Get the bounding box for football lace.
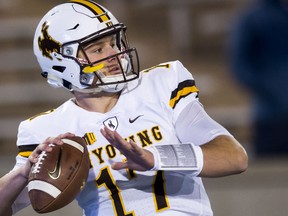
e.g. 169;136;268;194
31;143;55;174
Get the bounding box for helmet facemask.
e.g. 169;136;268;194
62;24;139;93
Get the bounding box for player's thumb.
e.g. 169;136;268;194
111;162;128;170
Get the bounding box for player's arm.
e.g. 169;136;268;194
0;163;31;216
101;99;248;176
100;126;248;177
173;100;248;177
147;134;247;177
0;133;74;215
198;135;248;177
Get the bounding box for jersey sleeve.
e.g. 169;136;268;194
154;60;232;145
175;100;232;146
15;120;39;168
164;60;200;121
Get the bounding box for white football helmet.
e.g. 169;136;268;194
33;0;139;93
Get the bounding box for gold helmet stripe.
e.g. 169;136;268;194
70;0;110;22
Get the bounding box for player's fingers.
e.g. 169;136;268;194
112;130;131;149
58;132;76;139
111;131;143;157
100;127;113;141
29;133;74;164
29;143;48;163
111;162;128;170
101;127;126;149
43;136;63;146
43;132;75;147
112;160;149;171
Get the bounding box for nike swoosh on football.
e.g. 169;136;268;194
129;115;144;123
48;148;62;179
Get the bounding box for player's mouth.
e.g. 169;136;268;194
107;64;122;75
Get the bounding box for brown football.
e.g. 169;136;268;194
28;136;90;213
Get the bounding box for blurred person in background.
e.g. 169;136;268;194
229;0;288;157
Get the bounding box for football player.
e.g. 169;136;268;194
0;1;248;216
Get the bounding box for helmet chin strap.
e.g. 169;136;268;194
99;82;126;92
71;86;103;94
71;82;126;94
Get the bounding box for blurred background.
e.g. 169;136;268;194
0;0;287;215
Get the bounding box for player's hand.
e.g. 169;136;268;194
100;127;154;171
23;133;76;178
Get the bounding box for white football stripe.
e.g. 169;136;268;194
28;180;61;198
62;139;84;153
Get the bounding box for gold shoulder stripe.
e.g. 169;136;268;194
71;0;110;22
142;63;170;74
169;80;199;109
18;144;38;158
28;109;55;121
18;151;32;158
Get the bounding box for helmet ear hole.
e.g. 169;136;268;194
52;66;66;73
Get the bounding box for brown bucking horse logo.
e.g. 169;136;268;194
38;21;62;61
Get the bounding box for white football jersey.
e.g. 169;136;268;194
14;61;231;216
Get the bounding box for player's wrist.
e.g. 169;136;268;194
146;143;203;176
145;146;160;171
192;145;204;176
19;165;29;183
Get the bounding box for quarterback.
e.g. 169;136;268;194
0;1;248;216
